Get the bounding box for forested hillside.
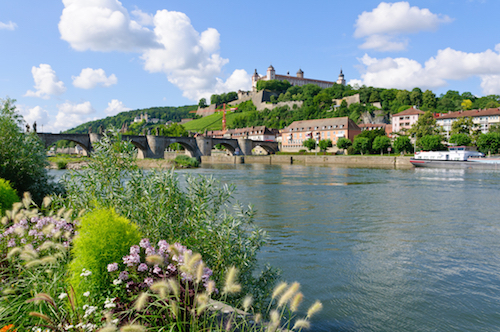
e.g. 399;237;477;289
66;105;198;134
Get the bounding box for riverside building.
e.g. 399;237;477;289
434;108;500;138
281;117;361;152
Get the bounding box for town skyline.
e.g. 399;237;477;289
2;0;500;132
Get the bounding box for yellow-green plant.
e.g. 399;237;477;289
0;178;18;215
68;208;142;306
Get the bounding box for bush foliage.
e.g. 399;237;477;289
0;178;18;215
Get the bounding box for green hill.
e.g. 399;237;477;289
66;105;197;134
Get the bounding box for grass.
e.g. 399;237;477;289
183;111;239;132
48;154;89;164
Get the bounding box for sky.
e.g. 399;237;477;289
1;0;500;132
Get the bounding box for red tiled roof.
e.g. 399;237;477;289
434;108;500;119
392;107;425;117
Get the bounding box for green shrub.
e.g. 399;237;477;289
68;208;142;305
0;178;18;215
56;160;68;169
174;154;200;167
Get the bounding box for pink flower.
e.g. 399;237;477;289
153;265;162;274
144;277;154;286
118;271;129;280
138;263;148;272
139;238;150;248
123;253;141;266
107;263;119;272
7;239;15;247
130;245;140;255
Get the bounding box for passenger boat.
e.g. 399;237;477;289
410;146;500;169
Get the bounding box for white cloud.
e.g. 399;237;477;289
354;2;452;51
58;1;251;101
480;75;500;95
58;0;159;52
0;21;17;30
25;64;66;99
131;8;154;26
52;101;96;132
72;68;118;89
105;99;130;116
354;45;500;94
17;105;50;128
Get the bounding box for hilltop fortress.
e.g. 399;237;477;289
252;65;346;90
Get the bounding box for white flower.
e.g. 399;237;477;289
80;268;92;277
112;319;119;324
104;297;116;309
113;279;122;285
83;305;97;318
83;291;90;297
58;292;67;300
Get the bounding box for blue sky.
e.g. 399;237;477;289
1;0;500;132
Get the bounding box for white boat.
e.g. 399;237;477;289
410;146;500;168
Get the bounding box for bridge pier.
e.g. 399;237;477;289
196;137;213;157
146;135;167;159
237;138;254;156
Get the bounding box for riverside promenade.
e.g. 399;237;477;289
201;154;413;168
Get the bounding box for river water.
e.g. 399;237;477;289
51;164;500;331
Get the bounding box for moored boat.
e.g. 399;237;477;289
410;146;500;169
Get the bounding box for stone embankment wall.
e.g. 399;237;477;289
202;155;412;168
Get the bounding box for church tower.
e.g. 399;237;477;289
337;69;346;86
296;68;304;78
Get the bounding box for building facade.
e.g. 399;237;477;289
205;126;279;141
434;108;500;138
391;107;425;134
252;65;346;90
281;117;361;152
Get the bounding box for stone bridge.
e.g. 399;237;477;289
37;133;279;160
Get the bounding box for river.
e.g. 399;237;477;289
50;164;500;331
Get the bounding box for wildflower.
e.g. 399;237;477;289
272;282;288;299
292;319;310;330
167;278;180;298
119;324;146;332
145;254;163;266
83;305;97;318
222;267;241;295
83;291;90;297
278;282;300;307
290;292;303;312
7;239;15;247
123;253;141;266
134;292;149;311
113;279;122;285
139;238;150;248
243;295;253;312
144;277;154;287
137;263;148;272
306;300;323;319
152;265;162;274
130;245;140;255
150;281;169;299
104;297;116;309
118;271;129;280
58;293;67;300
80;269;92;277
107;262;119;272
0;324;15;332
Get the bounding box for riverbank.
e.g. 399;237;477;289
201;155;413;168
49;154;413;169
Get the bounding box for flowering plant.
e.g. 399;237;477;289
106;238;216;324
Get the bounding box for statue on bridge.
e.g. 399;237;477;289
26;123;30;133
33;122;37;133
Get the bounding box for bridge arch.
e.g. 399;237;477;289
252;142;278;155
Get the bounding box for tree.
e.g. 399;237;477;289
396;90;410;105
461;99;473;110
417;135;446;151
0;97;63;203
410;88;423;107
198;98;207;108
353;136;371;155
449;133;472;146
422;90;437;110
318;139;333;152
372;136;391;155
408;111;440;139
354;128;385;154
393;136;413;154
302;138;317;151
450;117;479;136
476;132;500;155
336;137;352;152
